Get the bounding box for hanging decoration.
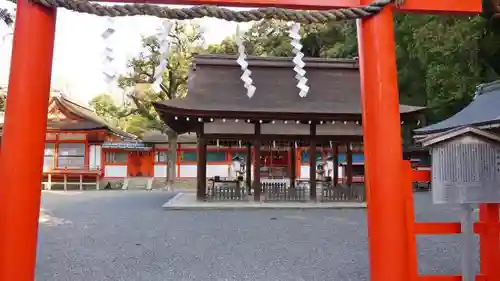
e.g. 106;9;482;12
0;9;13;26
152;20;173;92
101;17;117;88
0;8;14;48
235;24;256;98
289;22;309;98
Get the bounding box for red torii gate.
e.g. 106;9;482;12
0;1;497;281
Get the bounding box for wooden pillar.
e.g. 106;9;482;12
309;124;317;200
290;141;296;188
333;143;339;186
196;126;207;201
0;2;57;280
246;143;252;194
478;203;500;281
253;123;261;201
346;142;353;186
357;4;409;281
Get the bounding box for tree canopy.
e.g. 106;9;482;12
4;10;500;132
89;21;204;137
206;16;500;124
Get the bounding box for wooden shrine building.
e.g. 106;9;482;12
411;79;500;176
415;79;500;138
154;54;425;201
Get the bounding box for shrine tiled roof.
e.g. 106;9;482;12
154;54;425;120
415;80;500;134
52;95;137;140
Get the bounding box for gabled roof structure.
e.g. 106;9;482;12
154;54;425;135
421;126;500;147
48;94;137;140
0;93;136;140
415;80;500;135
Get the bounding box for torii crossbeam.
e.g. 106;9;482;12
0;0;493;281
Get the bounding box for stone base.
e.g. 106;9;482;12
162;193;367;210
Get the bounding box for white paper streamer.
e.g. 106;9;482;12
289;22;309;98
152;20;173;92
101;17;116;87
235;24;256;98
0;9;14;48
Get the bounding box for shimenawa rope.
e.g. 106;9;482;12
6;0;404;24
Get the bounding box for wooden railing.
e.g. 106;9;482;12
205;176;366;202
42;168;102;191
321;183;365;202
263;180;308;202
206;177;247;201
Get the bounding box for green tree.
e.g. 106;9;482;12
207;17;500;124
91;21;204;188
206;20;293;56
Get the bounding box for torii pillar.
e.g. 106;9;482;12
0;1;57;281
357;3;408;280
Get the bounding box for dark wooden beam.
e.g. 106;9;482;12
309;124;317;200
196;125;207;200
333;144;339;186
246;143;252;194
346;142;353;187
203;134;363;143
253;123;261;201
290;141;296;189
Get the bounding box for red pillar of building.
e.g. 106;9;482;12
0;1;57;280
357;4;409;281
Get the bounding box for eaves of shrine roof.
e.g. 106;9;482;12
141;131;198;143
154;54;425;121
415;80;500;135
52;94;137;140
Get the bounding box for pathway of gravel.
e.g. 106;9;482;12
35;190;474;281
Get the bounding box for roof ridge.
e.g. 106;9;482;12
193;54;359;69
58;94;96;113
475;80;500;97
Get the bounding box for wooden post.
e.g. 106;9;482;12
333;144;339;186
357;4;409;281
309;124;317;200
0;1;57;280
346;142;353;186
478;203;500;281
290;141;296;188
48;174;52;190
253;123;261;201
246;143;252;194
196;125;207;200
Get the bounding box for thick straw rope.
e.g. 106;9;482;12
7;0;404;23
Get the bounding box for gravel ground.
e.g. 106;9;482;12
35;190;475;281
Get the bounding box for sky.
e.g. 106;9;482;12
0;1;250;105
